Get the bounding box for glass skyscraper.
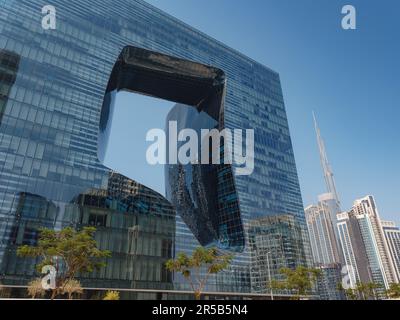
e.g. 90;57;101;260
0;0;311;295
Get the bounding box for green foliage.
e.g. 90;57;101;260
17;226;111;299
165;247;233;300
356;282;381;300
270;266;322;300
338;282;382;300
386;283;400;299
103;290;120;300
344;288;359;301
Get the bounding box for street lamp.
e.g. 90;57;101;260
266;251;274;301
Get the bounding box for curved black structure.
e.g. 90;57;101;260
100;46;244;252
165;104;244;252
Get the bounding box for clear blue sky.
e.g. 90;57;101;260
105;0;400;224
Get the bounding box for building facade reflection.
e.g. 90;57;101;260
248;214;307;294
1;172;176;298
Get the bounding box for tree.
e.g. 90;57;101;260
386;283;400;299
338;282;382;300
103;290;120;300
271;266;321;300
337;282;358;300
17;227;111;299
61;279;83;300
27;278;47;299
344;288;359;301
365;282;381;300
165;247;233;300
355;282;382;300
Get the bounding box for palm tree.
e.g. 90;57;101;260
366;282;381;300
386;283;400;299
353;282;382;300
345;288;358;300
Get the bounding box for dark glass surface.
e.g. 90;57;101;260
165;104;244;252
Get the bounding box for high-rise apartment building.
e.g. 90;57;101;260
305;194;342;266
306;204;327;263
381;220;400;282
352;196;398;286
0;0;311;295
337;197;398;294
354;212;389;291
337;211;367;288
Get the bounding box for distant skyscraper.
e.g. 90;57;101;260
305;199;345;300
337;212;365;288
306;204;329;264
352;196;398;286
381;220;400;282
353;212;388;292
305;198;341;264
337;196;398;293
307;115;345;299
313;113;340;206
305;194;342;265
311;115;343;262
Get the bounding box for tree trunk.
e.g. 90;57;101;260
194;291;201;300
51;288;57;300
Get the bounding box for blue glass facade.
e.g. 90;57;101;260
315;264;345;300
248;214;308;293
0;0;311;293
